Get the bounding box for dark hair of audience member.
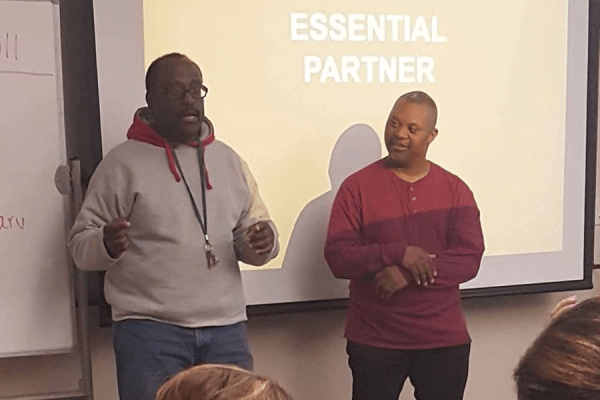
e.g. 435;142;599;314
155;364;293;400
514;296;600;400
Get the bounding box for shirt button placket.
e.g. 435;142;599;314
410;186;417;214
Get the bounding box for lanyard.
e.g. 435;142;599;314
171;143;219;267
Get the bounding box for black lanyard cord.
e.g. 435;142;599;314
172;144;209;242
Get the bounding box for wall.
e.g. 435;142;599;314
2;273;598;400
75;271;600;400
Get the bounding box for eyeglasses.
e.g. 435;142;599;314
152;84;208;100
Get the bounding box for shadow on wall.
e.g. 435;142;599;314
281;123;382;300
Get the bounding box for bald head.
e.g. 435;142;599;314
145;52;201;91
395;91;438;131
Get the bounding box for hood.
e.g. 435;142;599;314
126;107;214;188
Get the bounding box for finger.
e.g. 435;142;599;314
377;282;390;299
108;228;129;239
118;236;129;248
247;230;273;242
108;237;128;252
408;265;421;286
420;256;435;284
255;245;274;255
246;223;259;237
106;242;125;258
550;295;577;318
426;265;435;284
375;269;392;288
383;285;398;300
104;219;130;233
117;242;129;253
247;221;267;233
551;303;576;319
375;270;390;288
251;240;274;255
428;255;438;277
419;262;432;285
414;262;429;286
249;236;273;249
105;233;127;246
247;223;272;240
113;216;130;227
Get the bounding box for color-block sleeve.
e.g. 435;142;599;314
68;157;136;271
324;180;407;280
428;182;485;288
233;158;280;266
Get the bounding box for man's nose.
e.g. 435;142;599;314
394;127;409;138
182;90;196;104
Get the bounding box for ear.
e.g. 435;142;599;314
426;128;438;145
145;91;152;108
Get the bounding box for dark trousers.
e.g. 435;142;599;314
346;341;471;400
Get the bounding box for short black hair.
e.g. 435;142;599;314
397;91;438;128
145;52;198;91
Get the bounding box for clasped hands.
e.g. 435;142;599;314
374;246;436;300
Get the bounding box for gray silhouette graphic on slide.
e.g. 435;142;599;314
281;123;382;301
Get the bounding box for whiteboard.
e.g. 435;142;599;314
0;0;75;357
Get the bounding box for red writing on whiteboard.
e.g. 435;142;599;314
0;33;18;61
0;215;25;230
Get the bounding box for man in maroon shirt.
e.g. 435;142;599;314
325;91;485;400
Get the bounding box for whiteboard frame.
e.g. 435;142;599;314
0;0;76;357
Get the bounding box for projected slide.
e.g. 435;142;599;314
93;0;592;303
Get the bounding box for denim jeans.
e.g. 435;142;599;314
113;319;253;400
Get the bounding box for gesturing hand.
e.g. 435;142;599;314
245;221;275;255
550;295;578;319
103;217;130;259
402;246;436;286
374;265;409;300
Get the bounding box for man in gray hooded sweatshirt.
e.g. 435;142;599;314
69;53;279;400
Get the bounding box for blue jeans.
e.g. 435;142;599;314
113;319;253;400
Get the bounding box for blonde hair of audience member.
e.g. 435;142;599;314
513;297;600;400
155;364;293;400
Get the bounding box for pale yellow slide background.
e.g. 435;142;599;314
144;0;568;266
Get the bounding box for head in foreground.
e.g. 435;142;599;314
155;364;293;400
514;296;600;400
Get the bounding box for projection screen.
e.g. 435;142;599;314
92;0;599;305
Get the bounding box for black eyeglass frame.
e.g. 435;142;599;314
151;84;208;100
